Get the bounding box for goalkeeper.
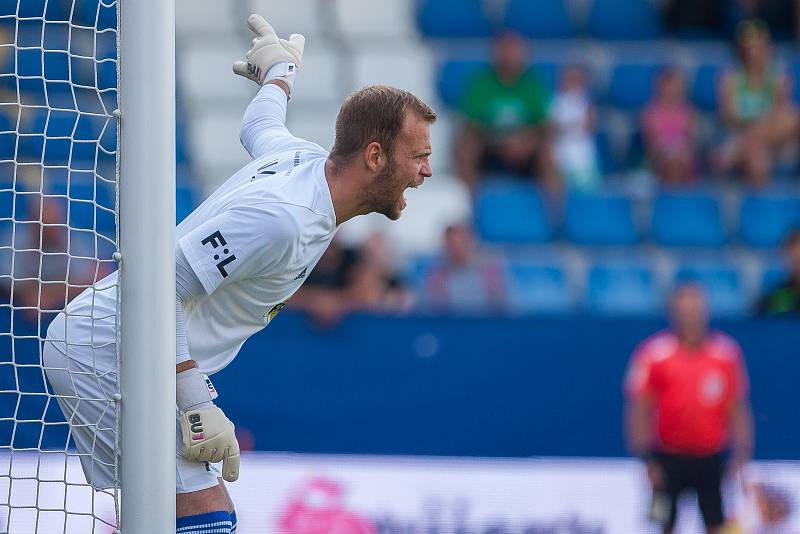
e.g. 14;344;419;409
42;14;435;534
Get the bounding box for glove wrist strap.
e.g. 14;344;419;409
265;61;297;91
176;367;216;412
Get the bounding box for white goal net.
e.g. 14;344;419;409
0;0;119;532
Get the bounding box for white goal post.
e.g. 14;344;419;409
0;0;176;531
118;0;176;532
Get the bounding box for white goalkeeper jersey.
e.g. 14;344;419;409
49;85;337;374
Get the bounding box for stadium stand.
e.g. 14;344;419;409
586;263;661;315
651;191;727;247
6;0;794;319
502;0;577;40
505;259;573;314
564;192;640;246
475;181;553;244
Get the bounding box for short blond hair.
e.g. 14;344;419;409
330;85;436;166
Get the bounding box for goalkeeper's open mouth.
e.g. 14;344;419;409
399;177;425;211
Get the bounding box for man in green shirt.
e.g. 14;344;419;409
758;229;800;315
454;32;556;189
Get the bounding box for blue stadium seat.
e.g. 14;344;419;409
17;0;71;20
0;112;11;133
503;0;576;39
505;261;572;314
31;109;78;137
46;176;115;237
29;109;78;164
16;48;42;78
626;127;647;168
586;264;661;315
72;0;113;29
608;63;661;110
530;62;559;93
43;51;70;82
18;78;46;107
652;191;726;247
43;23;70;51
564;192;640;245
691;64;721;112
595;129;620;175
417;0;493;38
46;81;77;110
475;181;553;243
0;180;35;244
0;179;23;222
177;185;197;223
762;265;786;293
15;20;43;48
97;60;116;91
739;193;800;248
792;61;800;105
0;133;13;161
74;113;108;141
587;0;663;40
675;264;745;316
437;60;488;108
0;47;13;86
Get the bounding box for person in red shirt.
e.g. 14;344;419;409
624;283;754;533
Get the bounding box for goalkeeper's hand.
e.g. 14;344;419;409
232;14;305;92
176;367;240;482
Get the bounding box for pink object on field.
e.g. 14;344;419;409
277;477;376;534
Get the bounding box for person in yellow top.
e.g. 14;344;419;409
717;20;800;186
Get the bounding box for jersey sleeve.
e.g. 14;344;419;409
177;203;298;295
240;84;324;160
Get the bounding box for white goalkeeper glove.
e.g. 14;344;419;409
176;367;240;482
232;14;305;93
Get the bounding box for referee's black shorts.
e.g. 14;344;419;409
652;451;725;530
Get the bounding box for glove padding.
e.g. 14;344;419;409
179;405;240;482
232;14;305;88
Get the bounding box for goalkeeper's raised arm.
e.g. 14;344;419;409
235;14;305;159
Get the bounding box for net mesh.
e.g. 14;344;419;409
0;0;119;532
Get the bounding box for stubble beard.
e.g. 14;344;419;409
364;159;403;221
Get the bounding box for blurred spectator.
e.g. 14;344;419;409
291;235;412;327
453;32;556;190
663;0;726;38
625;284;753;534
642;68;697;186
716;20;800;186
1;198;103;321
347;233;414;314
549;65;600;191
757;228;800;315
421;223;506;313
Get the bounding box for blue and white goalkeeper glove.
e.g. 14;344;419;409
232;14;305;92
177;368;240;482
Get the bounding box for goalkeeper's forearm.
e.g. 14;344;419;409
268;79;290;98
176;359;196;374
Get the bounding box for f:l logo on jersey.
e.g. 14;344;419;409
201;230;237;277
